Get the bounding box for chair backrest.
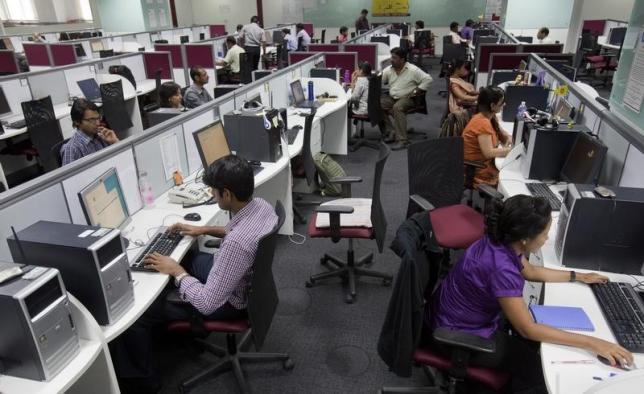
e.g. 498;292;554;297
51;137;69;168
302;111;317;186
366;73;383;126
415;31;431;50
442;35;451;45
321;29;326;43
21;95;63;172
99;79;133;135
371;142;391;252
442;44;467;64
297;36;304;51
239;52;252;84
408;137;464;210
246;201;283;350
108;64;136;89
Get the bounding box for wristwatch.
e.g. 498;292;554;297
174;272;189;287
569;271;576;282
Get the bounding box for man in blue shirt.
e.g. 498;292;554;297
61;99;119;166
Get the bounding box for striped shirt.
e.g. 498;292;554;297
61;128;108;166
179;198;278;314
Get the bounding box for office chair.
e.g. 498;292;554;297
379;213;510;394
320;29;326;44
404;90;430;140
297;36;305;51
99;79;133;138
349;73;382;152
21;96;64;173
166;201;294;393
231;53;252;84
292;112;321;224
411;30;434;69
50;138;70;168
306;143;393;303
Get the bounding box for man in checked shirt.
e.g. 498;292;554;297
110;155;277;393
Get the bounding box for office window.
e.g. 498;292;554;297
0;0;37;21
78;0;93;21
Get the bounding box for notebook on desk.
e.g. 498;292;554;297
530;305;594;331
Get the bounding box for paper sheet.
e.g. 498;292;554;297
498;142;524;169
623;30;644;113
160;133;181;180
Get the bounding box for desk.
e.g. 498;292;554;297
498;158;644;393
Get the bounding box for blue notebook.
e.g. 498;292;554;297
529;305;595;331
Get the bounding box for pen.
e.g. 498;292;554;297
551;360;595;364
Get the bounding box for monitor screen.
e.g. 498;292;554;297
74;44;86;57
290;80;305;104
272;30;284;45
180;35;189;44
560;133;607;184
608;27;627;46
90;40;104;52
78;167;130;229
77;78;101;101
310;68;339;83
252;70;272;81
99;49;114;58
192;121;231;170
0;86;12;117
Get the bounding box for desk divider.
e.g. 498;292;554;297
143;52;173;80
308;44;341;52
0;50;19;75
343;44;377;71
583;20;606;35
520;44;563;54
324;52;358;76
489;53;530;71
209;25;227;38
154;44;183;68
476;44;518;74
23;42;52;67
289;51;316;65
50;44;78;66
303;23;315;38
185;44;214;68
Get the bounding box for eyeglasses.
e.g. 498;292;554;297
82;116;101;123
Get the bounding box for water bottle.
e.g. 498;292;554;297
307;80;314;101
517;101;527;120
138;171;155;207
344;69;351;85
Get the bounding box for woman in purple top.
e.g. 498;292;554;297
426;195;633;393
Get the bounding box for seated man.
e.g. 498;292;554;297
184;66;213;109
110;155;278;392
61;98;119;166
380;47;432;150
295;23;311;50
216;36;246;82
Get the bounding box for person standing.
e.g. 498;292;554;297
355;9;370;32
296;23;311;50
240;16;266;71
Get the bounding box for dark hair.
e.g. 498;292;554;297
465;19;474;27
450;22;459;31
539;27;550;36
203;155;254;202
415;20;424;29
449;59;470;76
159;81;181;108
476;86;505;135
361;9;368;14
71;98;99;126
485;195;552;245
296;23;304;30
390;47;407;61
226;35;236;45
190;66;204;82
359;61;372;75
281;28;290;34
250;16;259;23
236;24;243;30
340;26;348;34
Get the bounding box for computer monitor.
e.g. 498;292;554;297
310;68;340;83
272;30;284;45
608;27;627;46
290;80;305;104
515;36;533;43
192;121;231;170
214;85;239;98
74;44;86;57
252;70;273;81
99;49;114;58
247;93;262;104
560;132;607;184
474;35;497;47
90;40;104;52
77;78;102;102
78;167;131;229
0;86;12;117
553;98;574;121
199;33;205;40
179;35;189;44
370;36;390;46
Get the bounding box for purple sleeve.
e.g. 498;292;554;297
490;261;524;298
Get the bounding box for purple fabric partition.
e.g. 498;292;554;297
23;43;51;66
185;44;214;68
288;51;316;65
154;44;183;68
520;44;563;55
0;50;19;74
343;44;377;69
477;44;518;73
144;52;173;79
308;44;340;52
209;25;226;38
489;53;529;70
583;20;606;35
50;44;77;66
303;23;314;38
324;52;358;76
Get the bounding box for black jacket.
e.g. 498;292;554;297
377;212;442;377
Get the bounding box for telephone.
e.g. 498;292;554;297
168;185;209;205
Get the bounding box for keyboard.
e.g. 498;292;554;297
526;183;561;211
591;282;644;352
286;128;301;145
8;119;26;129
130;229;184;272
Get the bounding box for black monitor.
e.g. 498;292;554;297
474;35;497;47
74;44;86;57
99;49;114;58
214;84;239;98
0;86;12;117
386;29;402;36
179;35;189;44
199;33;205;40
192;121;231;170
289;80;306;104
78;167;131;229
370;36;390;46
515;36;533;43
252;70;272;81
608;27;627;46
473;29;495;42
560;133;607;184
272;30;284;45
310;68;340;83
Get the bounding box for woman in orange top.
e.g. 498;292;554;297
462;86;512;188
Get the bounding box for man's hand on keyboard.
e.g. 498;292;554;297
578;272;609;284
144;252;185;276
169;223;203;237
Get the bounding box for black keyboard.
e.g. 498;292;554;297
526;183;561;211
591;282;644;352
8;119;26;129
286;128;300;145
130;229;184;272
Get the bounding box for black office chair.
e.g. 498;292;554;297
297;36;304;51
350;73;382;152
108;65;137;90
166;201;294;393
100;79;133;138
320;29;326;44
232;53;252;84
21;96;64;173
51;138;70;168
306;143;393;303
292;112;321;224
404;91;430;140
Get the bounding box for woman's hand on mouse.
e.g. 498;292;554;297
169;223;203;236
589;338;633;367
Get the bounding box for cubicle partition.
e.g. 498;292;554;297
324;52;358;76
50;44;78;66
308;44;341;52
344;44;378;70
0;50;19;75
289;51;317;65
209;25;227;38
184;43;217;92
154;43;187;86
22;42;52;68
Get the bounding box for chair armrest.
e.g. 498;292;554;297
204;238;222;248
478;184;504;201
328;176;362;184
409;194;435;211
315;205;354;242
433;327;496;354
166;289;189;305
464;160;485;169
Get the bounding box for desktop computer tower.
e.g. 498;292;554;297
555;184;644;275
0;263;80;381
223;109;283;162
8;221;135;325
517;122;582;181
147;107;183;128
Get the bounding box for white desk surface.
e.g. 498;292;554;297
597;36;621;51
498;158;644;394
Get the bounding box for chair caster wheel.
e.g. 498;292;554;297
305;280;314;288
382;279;392;287
283;358;295;370
345;294;355;304
320;257;327;265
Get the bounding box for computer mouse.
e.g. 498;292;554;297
183;213;201;221
597;355;634;370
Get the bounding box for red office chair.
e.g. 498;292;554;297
411;30;434;69
306;143;393;303
166;202;294;394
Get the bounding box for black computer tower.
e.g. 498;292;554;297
147;107;183;128
223;109;283;162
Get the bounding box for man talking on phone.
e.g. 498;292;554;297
61;98;119;166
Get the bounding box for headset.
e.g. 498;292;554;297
241;99;264;114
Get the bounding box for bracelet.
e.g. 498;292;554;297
569;271;576;282
174;272;189;287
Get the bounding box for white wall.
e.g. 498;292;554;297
190;0;256;34
504;0;574;51
32;0;58;22
566;0;634;52
174;0;194;27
